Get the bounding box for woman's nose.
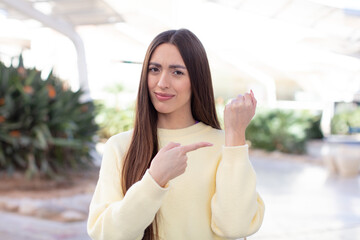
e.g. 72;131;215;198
157;72;170;89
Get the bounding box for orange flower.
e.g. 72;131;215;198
23;85;34;94
10;130;21;137
0;98;4;106
47;84;56;99
0;116;5;123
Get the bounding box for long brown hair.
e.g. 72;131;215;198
121;29;220;240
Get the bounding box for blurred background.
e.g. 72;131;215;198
0;0;359;239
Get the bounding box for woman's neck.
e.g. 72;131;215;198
157;113;196;129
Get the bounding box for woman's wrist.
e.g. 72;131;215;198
225;129;246;146
148;168;168;188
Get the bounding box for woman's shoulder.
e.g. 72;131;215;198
108;129;133;142
105;129;134;153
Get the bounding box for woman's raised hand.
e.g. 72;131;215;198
149;141;213;187
224;90;257;146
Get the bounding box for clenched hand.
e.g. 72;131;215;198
224;90;257;146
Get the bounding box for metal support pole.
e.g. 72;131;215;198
1;0;91;101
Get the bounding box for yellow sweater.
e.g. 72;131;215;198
87;122;265;240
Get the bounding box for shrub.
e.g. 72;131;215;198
0;56;98;178
95;101;134;140
245;108;322;154
331;107;360;135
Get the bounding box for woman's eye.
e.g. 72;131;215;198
174;70;184;75
149;67;159;72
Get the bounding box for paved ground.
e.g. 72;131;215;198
0;154;359;240
251;156;360;240
0;211;90;240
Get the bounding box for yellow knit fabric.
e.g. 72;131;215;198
87;122;265;240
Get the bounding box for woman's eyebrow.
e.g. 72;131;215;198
149;62;186;70
169;64;186;69
149;62;161;67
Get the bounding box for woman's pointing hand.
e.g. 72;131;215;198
149;141;213;187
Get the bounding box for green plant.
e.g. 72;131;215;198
305;113;323;139
93;82;135;140
331;107;360;134
95;101;134;140
0;56;98;178
245;108;322;154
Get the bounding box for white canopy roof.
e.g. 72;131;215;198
1;0;360;104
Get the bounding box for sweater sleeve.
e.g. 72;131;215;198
87;137;169;240
211;145;265;239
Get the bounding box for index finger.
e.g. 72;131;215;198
181;142;213;153
250;89;257;106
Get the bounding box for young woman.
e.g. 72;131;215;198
87;29;265;240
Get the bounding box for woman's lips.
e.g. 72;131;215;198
154;92;175;101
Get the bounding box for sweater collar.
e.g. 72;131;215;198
157;122;208;138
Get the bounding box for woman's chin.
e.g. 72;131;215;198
155;108;172;115
152;103;172;114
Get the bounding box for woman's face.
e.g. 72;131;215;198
147;43;192;118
